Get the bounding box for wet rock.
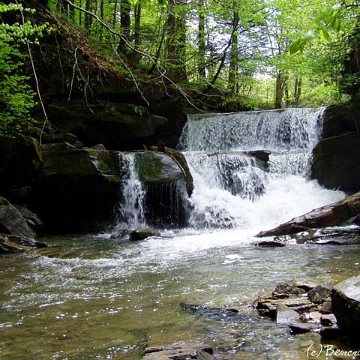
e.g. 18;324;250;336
0;233;48;254
272;282;307;297
148;146;194;197
276;304;300;325
256;191;360;237
144;344;215;359
307;227;360;245
135;151;187;185
245;150;271;162
311;131;360;193
320;301;333;314
32;142;121;233
288;321;319;334
0;234;25;254
320;313;337;327
14;205;43;234
255;240;286;247
129;228;161;241
308;284;332;304
0;196;37;240
332;275;360;345
0;136;42;198
256;296;315;319
319;324;341;340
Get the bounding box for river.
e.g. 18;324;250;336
1;108;359;359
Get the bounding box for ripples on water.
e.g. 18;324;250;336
1;108;358;359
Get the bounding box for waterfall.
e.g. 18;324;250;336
116;153;146;230
115;152;190;231
180;108;344;230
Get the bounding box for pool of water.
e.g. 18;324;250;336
1;230;360;359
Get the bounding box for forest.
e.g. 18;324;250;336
0;0;360;138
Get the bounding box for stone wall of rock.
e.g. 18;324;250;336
311;104;360;193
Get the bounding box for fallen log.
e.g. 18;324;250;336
256;191;360;237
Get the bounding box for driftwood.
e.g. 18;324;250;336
256;191;360;237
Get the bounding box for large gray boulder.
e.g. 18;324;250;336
332;276;360;345
311;131;360;193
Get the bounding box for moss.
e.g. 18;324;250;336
88;150;120;176
135;152;163;183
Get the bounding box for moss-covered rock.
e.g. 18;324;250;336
135;151;185;185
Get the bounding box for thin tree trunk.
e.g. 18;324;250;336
228;9;239;93
85;0;92;32
198;0;206;79
294;76;302;105
118;0;131;52
166;0;187;82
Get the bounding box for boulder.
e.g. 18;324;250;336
135;151;186;185
134;151;191;228
32;142;121;233
308;284;332;304
0;136;42;199
129;228;161;241
256;191;360;237
0;196;37;240
322;104;360;139
311;131;360;193
332;275;360;344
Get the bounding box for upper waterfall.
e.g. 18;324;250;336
179;108;325;152
178;107;344;230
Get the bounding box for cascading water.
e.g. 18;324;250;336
2;108;357;360
179;108;344;230
116;153;146;230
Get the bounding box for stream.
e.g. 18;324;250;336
1;108;359;359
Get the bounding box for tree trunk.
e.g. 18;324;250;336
118;0;131;52
166;0;187;82
85;0;92;32
294;76;302;105
228;9;239;94
134;2;141;48
198;0;206;79
275;70;288;108
256;191;360;237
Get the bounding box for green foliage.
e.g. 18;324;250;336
0;3;47;137
0;40;37;136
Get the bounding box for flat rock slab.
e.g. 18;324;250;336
144;344;216;359
276;304;300;325
257;296;315;318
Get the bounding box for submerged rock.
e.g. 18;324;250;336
144;344;215;359
129;228;161;241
